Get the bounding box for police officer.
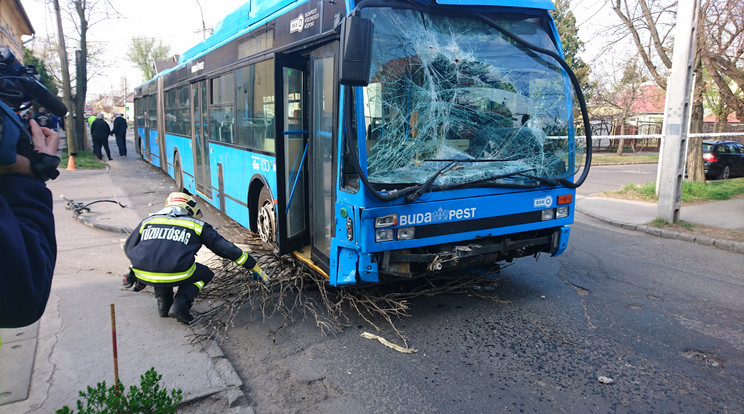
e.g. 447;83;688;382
124;192;268;323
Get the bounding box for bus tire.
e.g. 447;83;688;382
173;155;184;192
257;186;276;250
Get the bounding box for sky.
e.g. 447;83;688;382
20;0;248;97
19;0;617;99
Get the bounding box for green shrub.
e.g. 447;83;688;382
56;367;182;414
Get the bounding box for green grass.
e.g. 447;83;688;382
650;218;696;230
607;178;744;202
59;148;106;169
591;154;659;165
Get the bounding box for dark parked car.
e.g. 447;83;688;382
703;140;744;179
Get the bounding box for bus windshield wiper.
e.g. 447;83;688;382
405;161;458;202
423;158;514;163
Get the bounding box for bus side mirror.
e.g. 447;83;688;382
339;16;373;86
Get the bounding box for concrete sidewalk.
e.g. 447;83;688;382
0;135;253;413
576;195;744;254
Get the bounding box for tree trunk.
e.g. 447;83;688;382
74;51;86;152
74;0;89;153
616;122;626;156
686;57;706;183
52;0;76;155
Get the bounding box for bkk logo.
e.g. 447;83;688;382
399;207;477;226
533;195;553;208
290;14;304;33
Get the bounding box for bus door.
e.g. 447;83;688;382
191;80;213;198
276;54;310;254
308;44;337;269
275;47;337;270
143;94;155;161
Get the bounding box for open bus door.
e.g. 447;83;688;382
143;94;154;162
191;80;213;199
275;53;311;255
275;48;337;273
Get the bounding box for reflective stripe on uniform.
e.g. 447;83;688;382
234;251;249;265
194;281;205;291
132;262;197;283
139;217;204;235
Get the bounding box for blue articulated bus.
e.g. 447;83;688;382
133;0;592;287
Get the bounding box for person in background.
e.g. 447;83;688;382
90;112;112;160
0;100;61;329
50;113;59;131
111;111;128;157
87;111;97;127
123;192;269;324
34;107;51;128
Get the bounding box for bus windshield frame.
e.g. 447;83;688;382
358;6;583;188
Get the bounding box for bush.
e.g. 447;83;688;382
56;368;182;414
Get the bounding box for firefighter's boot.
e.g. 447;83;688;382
168;294;193;323
154;286;174;318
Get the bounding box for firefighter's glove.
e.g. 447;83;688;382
250;264;270;284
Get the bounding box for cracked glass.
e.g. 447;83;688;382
360;7;584;187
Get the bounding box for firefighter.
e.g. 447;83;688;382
123;192;269;323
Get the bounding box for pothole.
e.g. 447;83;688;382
680;349;723;368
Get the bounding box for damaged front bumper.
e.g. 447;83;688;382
379;226;569;278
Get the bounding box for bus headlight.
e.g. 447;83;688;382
556;206;569;219
375;228;394;242
541;209;555;221
397;226;415;240
375;214;397;228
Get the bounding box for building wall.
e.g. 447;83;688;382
0;0;34;62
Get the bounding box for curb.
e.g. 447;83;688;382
576;207;744;255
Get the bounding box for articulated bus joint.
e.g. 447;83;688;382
380;228;562;277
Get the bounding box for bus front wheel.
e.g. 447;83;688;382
257;187;276;250
173;156;184;192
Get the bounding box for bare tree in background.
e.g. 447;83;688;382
127;37;172;82
593;57;649;155
52;0;76;154
700;0;744;127
47;0;120;153
611;0;743;181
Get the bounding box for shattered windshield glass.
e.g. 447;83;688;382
360;8;584;187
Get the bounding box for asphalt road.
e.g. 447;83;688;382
106;156;743;413
578;163;658;197
220;216;744;413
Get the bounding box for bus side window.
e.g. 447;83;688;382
220;114;233;143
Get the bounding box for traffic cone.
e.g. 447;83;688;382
66;155;76;171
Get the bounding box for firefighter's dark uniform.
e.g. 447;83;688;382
124;206;256;322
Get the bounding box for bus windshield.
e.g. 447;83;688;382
360;7;584;187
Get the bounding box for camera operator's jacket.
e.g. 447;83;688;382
124;207;256;284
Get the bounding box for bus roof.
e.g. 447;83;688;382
174;0;555;69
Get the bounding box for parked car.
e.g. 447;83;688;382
702;140;744;180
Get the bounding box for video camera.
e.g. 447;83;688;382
0;45;66;181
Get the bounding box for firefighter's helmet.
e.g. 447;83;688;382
165;192;202;218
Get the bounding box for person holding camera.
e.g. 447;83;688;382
0;100;61;328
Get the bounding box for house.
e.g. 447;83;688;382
702;112;743;134
589;82;665;151
113;92;135;122
0;0;33;62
